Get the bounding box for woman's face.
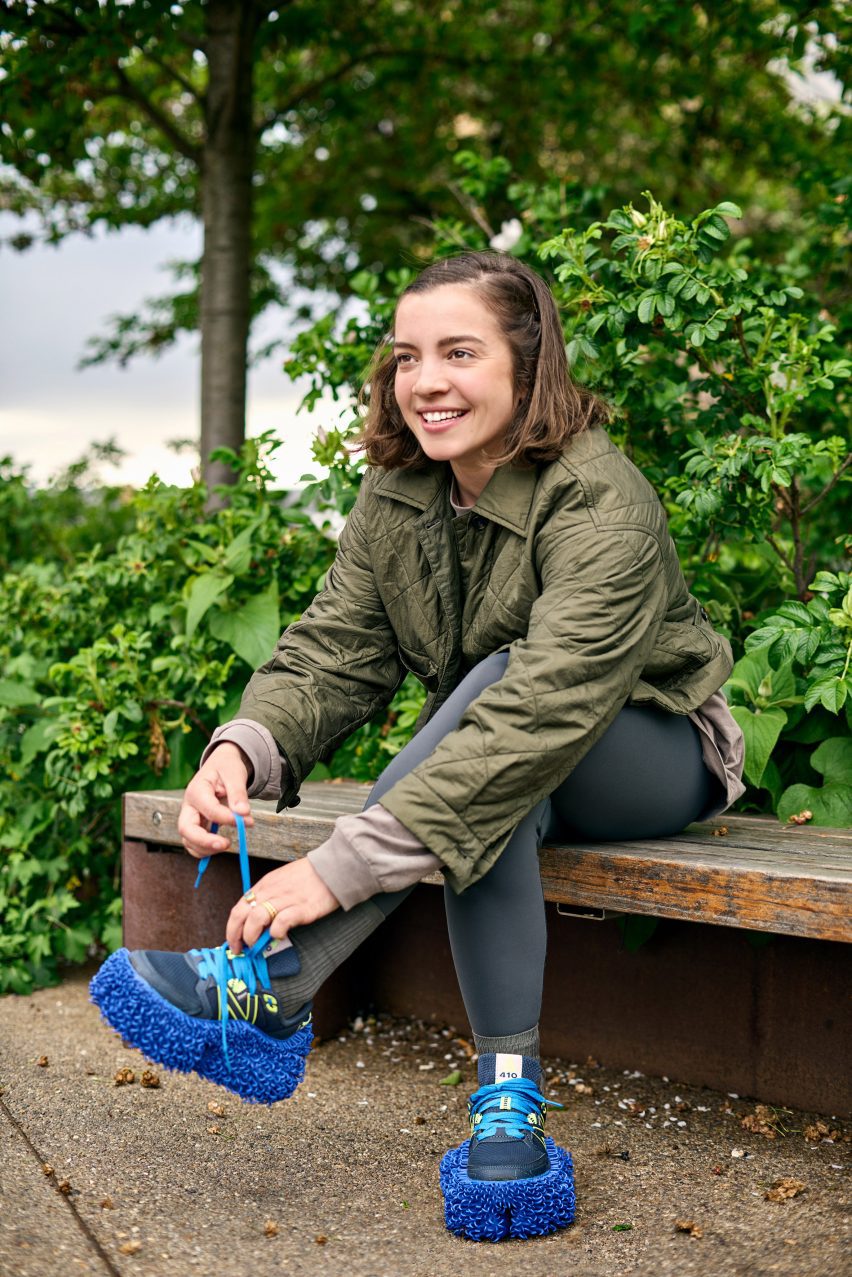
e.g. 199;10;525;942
392;284;517;487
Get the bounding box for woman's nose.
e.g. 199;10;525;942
413;357;451;395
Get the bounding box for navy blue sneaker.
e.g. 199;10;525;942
90;938;312;1104
466;1076;551;1181
439;1053;576;1240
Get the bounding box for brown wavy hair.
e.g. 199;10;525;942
357;251;611;470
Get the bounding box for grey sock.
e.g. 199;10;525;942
473;1024;540;1062
269;898;386;1016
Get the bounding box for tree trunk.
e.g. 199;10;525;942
200;0;257;497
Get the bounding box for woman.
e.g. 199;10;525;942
92;251;744;1241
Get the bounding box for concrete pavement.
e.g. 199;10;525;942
1;967;848;1277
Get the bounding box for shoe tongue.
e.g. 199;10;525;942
477;1052;541;1088
264;942;301;978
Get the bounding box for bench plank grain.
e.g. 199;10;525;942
124;787;852;944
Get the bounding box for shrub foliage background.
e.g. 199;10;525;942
1;169;850;993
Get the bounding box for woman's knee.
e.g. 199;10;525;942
366;651;509;806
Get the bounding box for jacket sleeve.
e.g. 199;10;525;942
238;473;404;806
380;518;670;891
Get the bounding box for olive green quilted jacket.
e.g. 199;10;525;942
240;426;733;891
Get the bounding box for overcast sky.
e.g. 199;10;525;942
0;213;339;489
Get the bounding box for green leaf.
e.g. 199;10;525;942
616;915;659;952
725;651;769;703
0;680;39;707
714;201;742;218
222;522;260;575
18;719;55;767
208;578;280;669
777;782;852;828
612;1223;634;1232
804;674;848;714
184;571;234;638
810;737;852;786
440;1070;462;1086
729;706;787;787
637;294;656;323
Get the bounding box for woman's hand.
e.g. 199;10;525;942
226;857;340;952
177;742;254;859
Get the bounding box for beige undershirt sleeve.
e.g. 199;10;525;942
199;720;439;909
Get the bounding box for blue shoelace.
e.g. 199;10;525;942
192;812;274;1070
469;1077;560;1141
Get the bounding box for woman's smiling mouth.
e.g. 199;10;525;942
418;408;470;431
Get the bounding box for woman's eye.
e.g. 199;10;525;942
449;349;472;360
394;353;413;365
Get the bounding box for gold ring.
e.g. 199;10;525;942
243;891;256;905
260;900;278;922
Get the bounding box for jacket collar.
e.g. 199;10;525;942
372;462;540;535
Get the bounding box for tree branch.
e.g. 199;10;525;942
147;698;213;739
139;47;203;103
800;451;852;516
765;533;796;576
111;62;202;165
733;314;753;366
258;43;548;133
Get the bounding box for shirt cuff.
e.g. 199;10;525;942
308;803;442;911
199;719;285;800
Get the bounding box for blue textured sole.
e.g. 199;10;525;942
89;948;312;1104
440;1137;576;1241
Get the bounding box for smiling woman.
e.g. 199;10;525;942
90;250;744;1244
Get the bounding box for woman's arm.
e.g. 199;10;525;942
238;472;405;804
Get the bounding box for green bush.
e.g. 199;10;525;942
0;438;423;993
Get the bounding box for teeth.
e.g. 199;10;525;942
422;410;466;422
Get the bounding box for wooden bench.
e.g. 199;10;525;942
122;785;852;1115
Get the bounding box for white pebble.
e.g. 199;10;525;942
356;1061;365;1069
727;1092;739;1099
730;1148;745;1158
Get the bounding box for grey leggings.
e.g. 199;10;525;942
284;653;718;1038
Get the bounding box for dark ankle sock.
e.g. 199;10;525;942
268;899;387;1016
474;1025;541;1087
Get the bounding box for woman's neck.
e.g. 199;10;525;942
450;462;495;508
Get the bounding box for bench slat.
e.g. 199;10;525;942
124;787;852;943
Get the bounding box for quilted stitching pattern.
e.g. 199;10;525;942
239;427;733;882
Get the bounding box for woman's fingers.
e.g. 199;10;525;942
225;859;340;953
177;790;232;856
178;745;254;857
